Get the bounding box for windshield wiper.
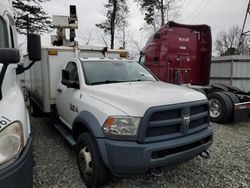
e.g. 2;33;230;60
128;79;154;82
90;80;127;85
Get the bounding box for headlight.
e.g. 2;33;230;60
103;116;141;140
0;122;24;165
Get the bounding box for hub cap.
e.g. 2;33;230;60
79;146;93;178
209;98;222;118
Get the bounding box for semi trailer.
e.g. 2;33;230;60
139;21;250;124
24;6;213;188
0;0;41;187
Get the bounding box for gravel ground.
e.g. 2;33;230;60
31;116;250;188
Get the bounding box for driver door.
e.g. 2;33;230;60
56;61;80;128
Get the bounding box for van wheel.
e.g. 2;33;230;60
77;132;108;188
30;98;42;117
208;92;233;124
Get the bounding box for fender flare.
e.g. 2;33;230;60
72;111;110;168
72;111;105;140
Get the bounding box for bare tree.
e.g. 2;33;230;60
96;0;129;49
215;26;250;56
136;0;181;30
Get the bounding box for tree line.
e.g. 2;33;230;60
12;0;249;56
12;0;180;49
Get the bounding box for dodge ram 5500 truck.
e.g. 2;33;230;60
0;1;41;187
26;50;213;187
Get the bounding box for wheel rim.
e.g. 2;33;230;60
79;146;93;178
209;98;222;118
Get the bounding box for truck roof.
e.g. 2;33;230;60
41;45;107;51
40;45;129;59
79;57;132;62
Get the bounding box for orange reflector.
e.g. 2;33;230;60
105;117;114;127
48;50;58;55
120;51;128;58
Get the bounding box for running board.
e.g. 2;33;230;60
54;123;77;146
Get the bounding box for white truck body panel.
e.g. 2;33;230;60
87;81;207;117
0;2;33;187
24;46;126;112
0;66;30;144
0;0;30;145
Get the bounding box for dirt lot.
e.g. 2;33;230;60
31;116;250;188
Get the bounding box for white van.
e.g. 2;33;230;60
0;1;41;187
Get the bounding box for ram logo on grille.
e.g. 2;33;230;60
183;115;191;127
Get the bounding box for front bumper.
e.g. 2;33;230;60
0;138;33;188
97;128;212;176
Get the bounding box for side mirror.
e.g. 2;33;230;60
16;34;41;75
28;34;41;61
0;48;20;64
61;70;79;89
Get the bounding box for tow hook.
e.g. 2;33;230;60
150;167;163;177
199;150;210;159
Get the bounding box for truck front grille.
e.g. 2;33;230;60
138;100;209;143
150;109;181;121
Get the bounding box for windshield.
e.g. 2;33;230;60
0;17;8;48
82;61;157;85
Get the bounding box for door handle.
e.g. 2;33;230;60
57;88;62;93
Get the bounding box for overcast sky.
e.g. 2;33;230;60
41;0;250;55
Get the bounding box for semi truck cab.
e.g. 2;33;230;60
140;21;250;124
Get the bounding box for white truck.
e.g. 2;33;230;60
25;45;213;187
0;0;41;187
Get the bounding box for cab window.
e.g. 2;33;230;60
0;17;9;48
65;62;79;82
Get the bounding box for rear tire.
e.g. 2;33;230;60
223;92;240;104
77;132;108;188
208;92;233;124
30;98;42;117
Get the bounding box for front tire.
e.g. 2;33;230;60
77;132;108;188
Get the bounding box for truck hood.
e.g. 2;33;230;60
87;81;207;116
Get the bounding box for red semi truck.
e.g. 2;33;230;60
139;21;250;124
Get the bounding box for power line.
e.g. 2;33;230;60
238;0;250;54
179;0;195;19
185;0;207;22
188;0;213;23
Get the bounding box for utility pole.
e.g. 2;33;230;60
238;0;250;54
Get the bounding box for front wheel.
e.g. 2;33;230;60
77;132;108;188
